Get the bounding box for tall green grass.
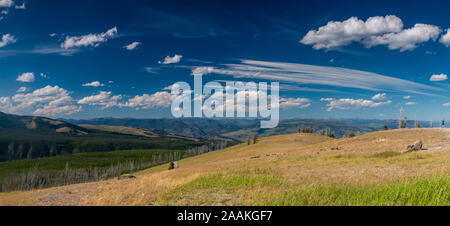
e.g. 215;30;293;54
160;171;449;206
258;175;449;206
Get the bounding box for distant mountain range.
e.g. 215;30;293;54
65;118;258;139
65;117;436;141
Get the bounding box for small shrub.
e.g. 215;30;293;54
168;161;175;170
302;126;313;133
348;132;355;138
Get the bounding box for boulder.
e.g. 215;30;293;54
405;140;423;153
117;174;136;180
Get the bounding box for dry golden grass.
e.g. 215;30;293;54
0;128;449;206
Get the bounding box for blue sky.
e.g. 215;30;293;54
1;0;450;121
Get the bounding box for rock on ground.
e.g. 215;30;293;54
405;140;423;153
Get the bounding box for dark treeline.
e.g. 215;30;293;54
0;133;209;162
0;141;230;192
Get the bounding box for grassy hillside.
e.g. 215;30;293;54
0;128;449;206
78;124;201;141
0;112;211;161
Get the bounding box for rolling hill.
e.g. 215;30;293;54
1;128;448;206
0;112;211;161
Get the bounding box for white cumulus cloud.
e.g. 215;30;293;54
82;81;105;87
301;15;441;51
279;97;311;108
0;0;14;8
123;41;141;50
430;73;448;82
14;2;24;9
301;15;403;50
364;23;441;51
321;97;392;111
16;72;34;82
11;85;81;116
123;92;176;109
192;66;215;76
16;86;27;93
158;54;182;64
439;29;450;47
61;27;118;49
0;34;16;48
372;93;387;100
77;91;122;109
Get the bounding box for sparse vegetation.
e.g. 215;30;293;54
384;125;389;130
301;126;312;133
0;141;229;192
253;135;258;144
370;151;402;158
348;132;355;138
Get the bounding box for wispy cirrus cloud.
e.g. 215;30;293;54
194;59;443;96
144;67;159;74
0;45;79;57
